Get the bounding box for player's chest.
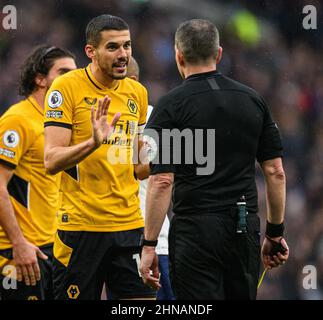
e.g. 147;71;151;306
72;93;141;139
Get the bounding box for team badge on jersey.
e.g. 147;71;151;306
48;90;63;109
3;130;19;148
67;285;80;299
127;99;138;114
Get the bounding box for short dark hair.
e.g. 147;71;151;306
19;45;75;97
86;14;129;47
175;19;219;64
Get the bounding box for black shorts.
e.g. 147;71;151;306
53;228;156;300
168;211;261;300
0;244;53;300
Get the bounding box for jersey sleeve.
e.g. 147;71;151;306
138;85;148;135
0;115;35;169
256;97;283;163
44;76;74;129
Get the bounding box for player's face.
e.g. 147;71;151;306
95;30;132;80
46;57;77;89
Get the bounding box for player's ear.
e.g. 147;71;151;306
35;74;47;89
216;46;223;65
85;44;96;60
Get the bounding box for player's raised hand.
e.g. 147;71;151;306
91;95;121;147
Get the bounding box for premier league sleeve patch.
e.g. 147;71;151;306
3;130;20;148
48;90;63;109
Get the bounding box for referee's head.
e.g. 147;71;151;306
174;19;222;78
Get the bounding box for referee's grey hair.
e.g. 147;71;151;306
175;19;219;64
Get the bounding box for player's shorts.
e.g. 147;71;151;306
53;228;156;300
0;244;54;300
168;210;260;300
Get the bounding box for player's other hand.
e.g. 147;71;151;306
139;246;161;291
90;95;121;147
12;239;48;286
261;236;289;270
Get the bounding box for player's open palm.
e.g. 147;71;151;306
12;240;48;286
91;95;121;147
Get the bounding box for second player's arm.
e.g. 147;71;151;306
134;138;150;180
0;163;47;285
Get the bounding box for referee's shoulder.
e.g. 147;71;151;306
156;83;185;108
219;74;263;101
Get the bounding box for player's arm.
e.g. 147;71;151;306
0;163;47;286
134;138;150;180
44;96;120;175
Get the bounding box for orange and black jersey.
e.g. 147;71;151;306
44;64;148;232
0;97;60;250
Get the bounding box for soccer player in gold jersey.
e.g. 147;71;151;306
44;15;155;300
0;45;76;300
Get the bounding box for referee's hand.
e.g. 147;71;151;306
139;246;161;290
12;240;48;286
261;236;289;269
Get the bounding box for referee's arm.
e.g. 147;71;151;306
139;172;173;290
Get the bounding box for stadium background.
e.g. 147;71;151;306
0;0;322;299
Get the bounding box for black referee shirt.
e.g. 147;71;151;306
146;70;283;215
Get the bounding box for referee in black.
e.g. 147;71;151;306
139;19;289;300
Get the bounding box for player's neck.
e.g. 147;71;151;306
183;64;217;79
30;89;46;110
90;63;119;89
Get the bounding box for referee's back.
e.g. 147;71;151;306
147;70;283;215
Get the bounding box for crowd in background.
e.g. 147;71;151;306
0;0;322;299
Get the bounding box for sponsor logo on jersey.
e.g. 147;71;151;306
0;148;15;158
46;110;63;119
48;90;63;109
84;97;97;106
3;130;19;148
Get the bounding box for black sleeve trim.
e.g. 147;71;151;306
44;122;72;129
257;154;283;163
0;159;16;169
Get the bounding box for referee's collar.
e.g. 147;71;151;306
184;70;221;82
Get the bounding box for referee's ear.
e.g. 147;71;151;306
216;46;223;65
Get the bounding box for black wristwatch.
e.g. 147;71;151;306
140;236;158;247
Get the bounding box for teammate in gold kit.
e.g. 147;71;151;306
44;15;155;300
0;46;76;300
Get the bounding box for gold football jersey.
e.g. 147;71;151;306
0;97;59;249
44;64;148;232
